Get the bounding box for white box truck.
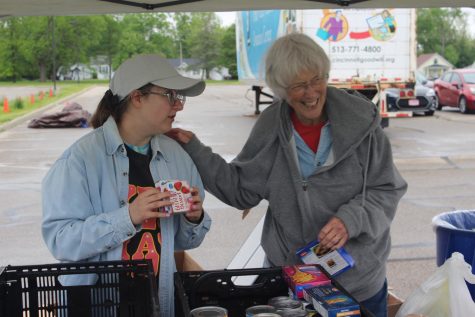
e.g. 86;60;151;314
236;8;423;127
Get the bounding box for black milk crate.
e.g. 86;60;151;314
174;265;374;317
0;260;159;317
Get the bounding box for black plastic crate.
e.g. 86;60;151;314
0;260;159;317
174;265;374;317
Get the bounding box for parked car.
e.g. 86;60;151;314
385;73;438;116
416;71;434;88
434;69;475;113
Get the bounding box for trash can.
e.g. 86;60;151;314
432;210;475;300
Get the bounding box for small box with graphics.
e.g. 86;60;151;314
296;240;354;276
156;180;192;214
303;284;361;317
282;264;331;299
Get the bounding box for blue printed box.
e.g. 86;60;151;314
304;284;361;317
296;240;354;276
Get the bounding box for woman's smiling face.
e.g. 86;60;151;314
286;70;328;125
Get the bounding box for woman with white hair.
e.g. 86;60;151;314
168;33;407;317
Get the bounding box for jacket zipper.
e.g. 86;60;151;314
302;180;308;191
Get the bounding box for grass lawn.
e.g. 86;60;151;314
0;81;103;125
0;79;242;125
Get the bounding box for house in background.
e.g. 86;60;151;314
56;55;112;81
56;63;93;81
168;58;230;81
90;55;112;80
57;56;231;82
417;53;454;80
168;58;204;80
209;66;231;81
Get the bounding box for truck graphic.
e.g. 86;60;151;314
236;9;421;127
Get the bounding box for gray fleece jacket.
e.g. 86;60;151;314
183;86;407;301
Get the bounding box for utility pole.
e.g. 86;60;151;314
51;16;57;93
179;40;183;65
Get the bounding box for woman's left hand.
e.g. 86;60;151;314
317;216;349;251
184;187;203;223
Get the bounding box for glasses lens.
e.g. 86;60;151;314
290;84;306;94
310;77;322;88
166;90;185;105
177;94;186;104
167;92;174;105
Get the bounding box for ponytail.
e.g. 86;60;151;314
89;89;127;128
89;84;157;129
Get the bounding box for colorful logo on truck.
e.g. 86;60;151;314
316;10;349;42
316;9;397;42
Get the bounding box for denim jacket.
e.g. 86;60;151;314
42;116;212;317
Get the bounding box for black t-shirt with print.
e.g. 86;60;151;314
121;146;162;277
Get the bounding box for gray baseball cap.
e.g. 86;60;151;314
110;54;205;100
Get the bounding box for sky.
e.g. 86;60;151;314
217;8;475;36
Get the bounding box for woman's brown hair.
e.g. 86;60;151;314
89;84;156;129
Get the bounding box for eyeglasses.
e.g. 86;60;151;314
148;90;186;106
287;74;329;94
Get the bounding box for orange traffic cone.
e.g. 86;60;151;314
30;94;35;105
3;97;9;113
39;91;44;101
49;88;53;97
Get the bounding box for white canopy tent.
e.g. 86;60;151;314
0;0;473;17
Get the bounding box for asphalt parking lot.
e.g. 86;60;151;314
1;84;474;301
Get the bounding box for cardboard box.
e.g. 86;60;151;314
175;251;203;272
282;264;331;299
304;283;361;317
296;240;354;276
174;254;404;317
388;291;403;317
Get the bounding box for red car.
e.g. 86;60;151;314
434;69;475;113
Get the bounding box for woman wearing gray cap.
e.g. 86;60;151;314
42;54;211;316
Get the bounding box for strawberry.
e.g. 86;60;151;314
181;186;190;194
174;181;182;191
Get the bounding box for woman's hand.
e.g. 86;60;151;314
166;128;194;144
128;188;172;225
317;216;349;251
184;187;203;223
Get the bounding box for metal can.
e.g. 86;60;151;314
304;303;318;317
189;306;228;317
267;296;302;311
277;308;307;317
246;305;277;316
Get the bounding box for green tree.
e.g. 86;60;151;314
114;13;174;69
54;16;104;74
453;31;475;68
417;8;475;67
0;12;238;82
89;15;121;80
19;17;55;81
186;12;222;79
0;17;22;81
219;24;237;79
172;13;192;59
